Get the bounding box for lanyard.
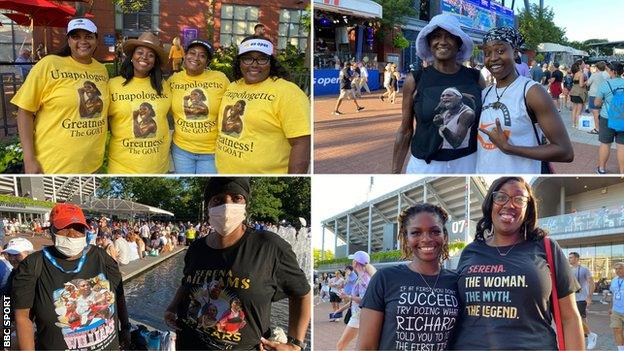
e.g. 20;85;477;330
618;278;623;291
42;247;88;274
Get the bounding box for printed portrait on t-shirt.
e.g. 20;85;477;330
52;274;117;349
216;298;246;334
183;88;209;120
431;87;476;150
133;102;158;138
186;280;231;332
221;100;246;137
77;81;103;119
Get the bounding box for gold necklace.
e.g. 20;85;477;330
493;237;521;256
409;262;440;296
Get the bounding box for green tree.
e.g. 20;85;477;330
313;248;334;266
97;177;310;225
372;0;417;38
517;4;566;51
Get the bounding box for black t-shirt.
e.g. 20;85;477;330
412;66;482;162
340;67;352;90
552;70;563;83
361;265;459;351
12;246;123;350
451;239;577;350
176;229;310;350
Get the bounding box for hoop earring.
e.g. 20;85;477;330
524;223;527;241
484;227;493;240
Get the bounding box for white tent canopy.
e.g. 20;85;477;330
83;198;174;217
538;42;588;57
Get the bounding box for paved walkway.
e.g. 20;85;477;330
312;293;617;350
314;90;621;174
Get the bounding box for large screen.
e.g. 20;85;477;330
441;0;515;32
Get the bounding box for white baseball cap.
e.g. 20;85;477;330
348;251;370;265
4;237;34;254
67;18;97;35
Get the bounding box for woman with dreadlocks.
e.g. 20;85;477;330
451;177;584;350
357;203;459;350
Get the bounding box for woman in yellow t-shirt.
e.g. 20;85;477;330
11;18;109;174
215;36;311;174
169;37;184;73
107;32;172;174
168;39;230;174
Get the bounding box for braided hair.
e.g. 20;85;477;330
397;203;450;261
475;177;547;242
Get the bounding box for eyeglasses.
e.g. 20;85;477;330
240;56;270;65
491;191;529;208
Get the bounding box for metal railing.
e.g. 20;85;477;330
538;204;624;235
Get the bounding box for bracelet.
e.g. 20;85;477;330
287;336;306;350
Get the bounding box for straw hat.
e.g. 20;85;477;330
123;32;167;65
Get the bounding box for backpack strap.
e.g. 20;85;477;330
482;85;495;105
523;80;542;144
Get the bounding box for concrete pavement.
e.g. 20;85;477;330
312;293;618;350
314;90;622;174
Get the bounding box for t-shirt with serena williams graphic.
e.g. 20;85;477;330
11;55;109;173
169;70;230;154
11;246;123;350
411;65;482;163
451;238;578;350
361;265;459;351
107;76;172;174
215;78;310;174
176;228;310;350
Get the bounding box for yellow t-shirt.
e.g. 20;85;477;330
215;78;310;174
169;46;184;60
10;55;109;173
107;76;172;174
168;70;230;153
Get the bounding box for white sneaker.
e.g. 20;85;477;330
586;332;597;350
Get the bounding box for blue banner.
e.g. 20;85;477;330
313;69;380;96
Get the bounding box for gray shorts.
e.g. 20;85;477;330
598;117;624;144
338;89;355;100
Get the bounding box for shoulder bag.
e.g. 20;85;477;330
544;237;566;351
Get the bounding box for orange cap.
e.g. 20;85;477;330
50;203;88;230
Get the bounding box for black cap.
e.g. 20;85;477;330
186;39;214;58
204;177;251;203
608;61;623;73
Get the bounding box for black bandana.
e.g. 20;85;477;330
483;27;525;50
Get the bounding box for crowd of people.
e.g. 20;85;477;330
12;18;311;175
0;177;311;350
314;176;624;351
317;12;624;175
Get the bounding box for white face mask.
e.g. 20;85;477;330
209;203;246;236
55;235;87;257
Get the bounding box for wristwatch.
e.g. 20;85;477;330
287;335;307;350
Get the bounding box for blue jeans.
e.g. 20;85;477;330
171;143;217;174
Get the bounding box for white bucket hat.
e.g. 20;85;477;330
415;14;473;63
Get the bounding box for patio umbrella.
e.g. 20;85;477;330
0;0;76;17
0;0;83;53
4;12;73;28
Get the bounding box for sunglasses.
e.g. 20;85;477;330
491;191;529;208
